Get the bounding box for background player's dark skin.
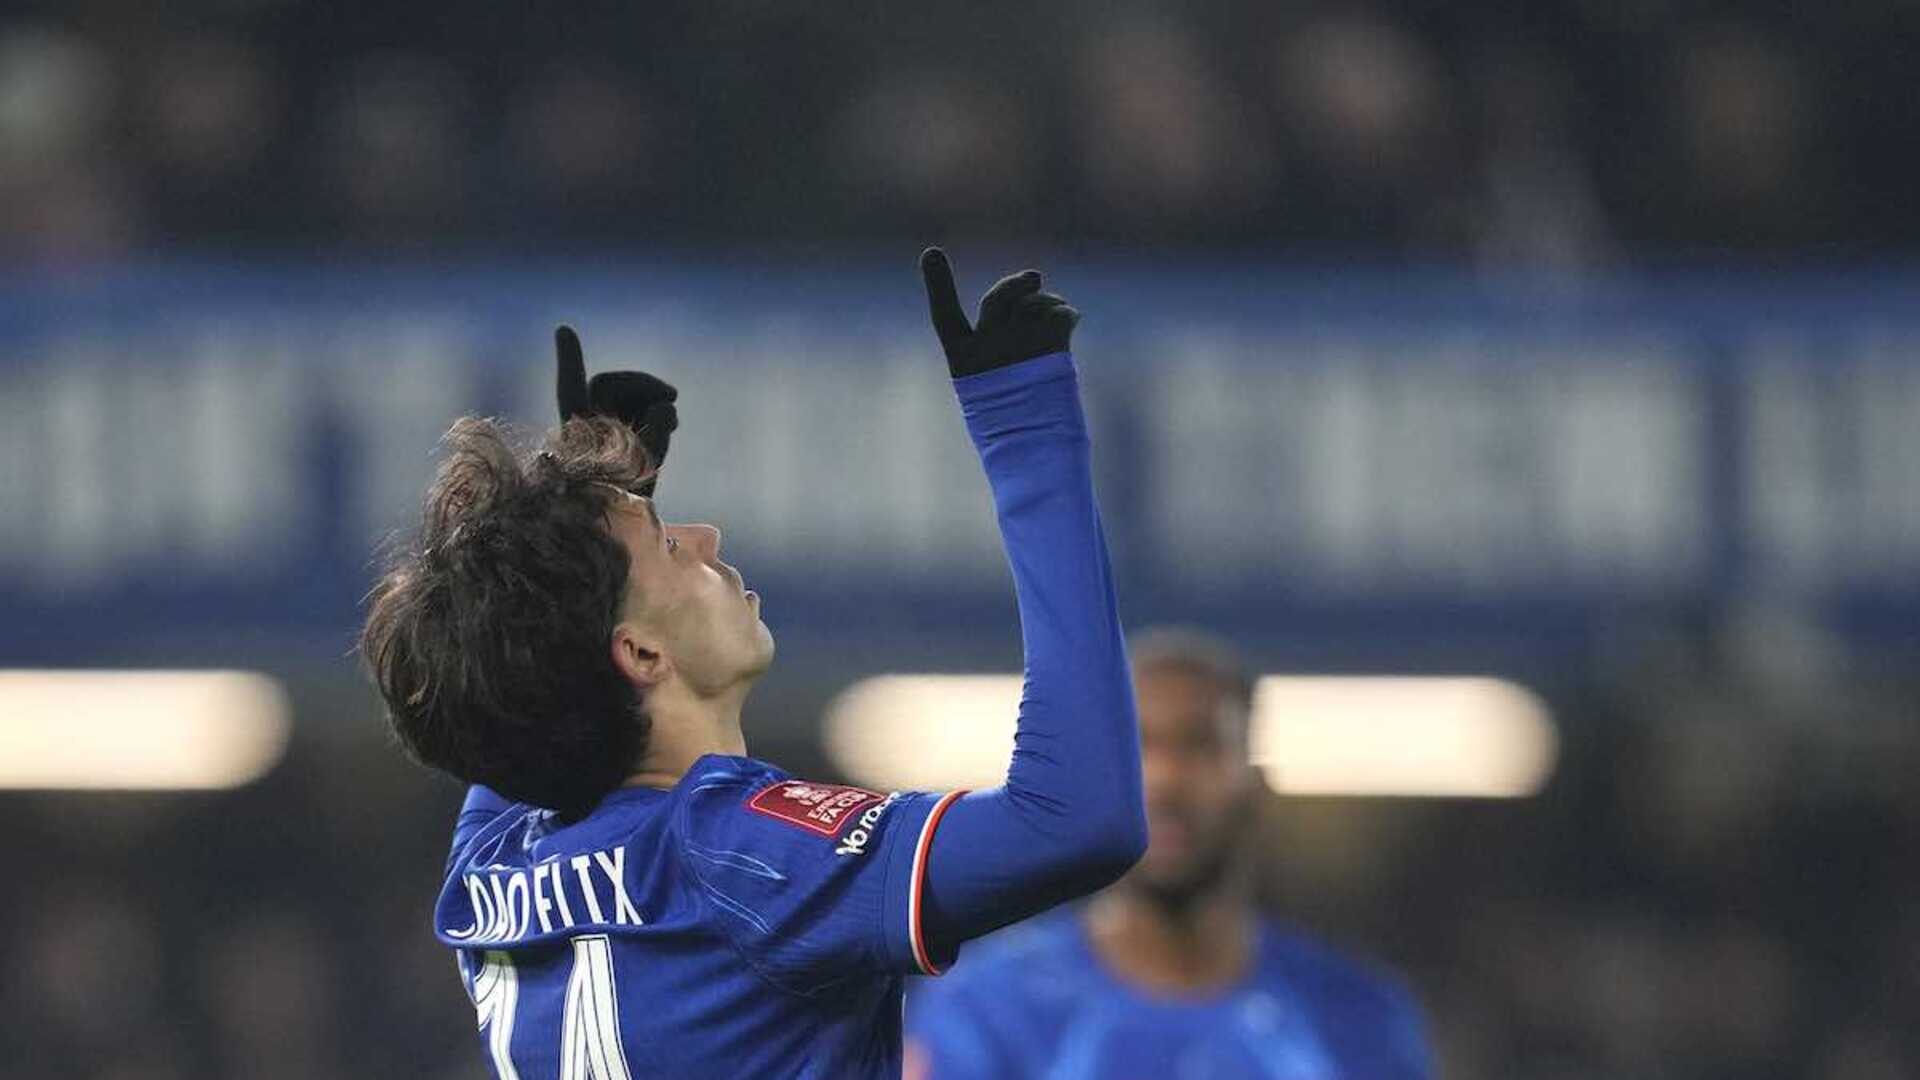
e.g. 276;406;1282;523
906;632;1430;1079
905;635;1264;1078
1082;644;1262;992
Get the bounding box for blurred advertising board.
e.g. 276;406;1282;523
2;262;1916;667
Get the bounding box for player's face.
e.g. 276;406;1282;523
606;493;774;693
1131;664;1256;898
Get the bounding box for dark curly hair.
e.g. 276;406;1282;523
360;415;657;817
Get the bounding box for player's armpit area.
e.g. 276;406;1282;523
915;785;1143;964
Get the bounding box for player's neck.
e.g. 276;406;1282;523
623;678;751;790
1085;881;1256;996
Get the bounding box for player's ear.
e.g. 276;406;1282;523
610;623;671;689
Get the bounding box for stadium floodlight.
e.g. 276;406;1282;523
0;670;291;790
823;675;1021;792
1248;676;1555;797
824;674;1556;798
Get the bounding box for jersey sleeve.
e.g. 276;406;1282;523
918;352;1147;956
677;773;965;995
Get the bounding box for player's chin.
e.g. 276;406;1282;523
1125;847;1189;887
1133;843;1228;894
748;621;776;671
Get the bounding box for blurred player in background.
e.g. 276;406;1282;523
907;627;1431;1079
358;250;1146;1078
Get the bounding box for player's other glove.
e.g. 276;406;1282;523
554;325;679;496
919;247;1080;378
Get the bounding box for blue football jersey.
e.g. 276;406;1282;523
435;754;963;1079
906;910;1431;1080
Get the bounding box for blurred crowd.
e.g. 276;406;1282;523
3;655;1915;1079
4;1;1919;265
4;2;1918;1078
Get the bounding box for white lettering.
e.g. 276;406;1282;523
1746;343;1920;586
329;322;479;545
549;862;578;928
1150;334;1707;591
836;792;901;857
487;874;514;942
461;874;495;940
571;855;606;923
463;845;645;943
594;847;643;926
633;333;1002;582
531;865;555;934
505;872;532;941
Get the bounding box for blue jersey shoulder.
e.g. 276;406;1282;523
436;757;953;1079
1264;925;1428;1043
1266;923;1417;1003
434;756;849;946
435;771;698;949
674;760;947;992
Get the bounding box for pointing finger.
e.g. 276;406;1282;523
555;325;589;422
920;247;973;349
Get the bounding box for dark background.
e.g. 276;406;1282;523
1;4;1917;1078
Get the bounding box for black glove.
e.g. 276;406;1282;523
919;247;1080;378
554;325;679;496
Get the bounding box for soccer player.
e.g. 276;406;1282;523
906;628;1432;1079
359;249;1145;1078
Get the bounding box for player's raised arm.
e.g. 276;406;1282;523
911;248;1148;967
380;282;1126;1074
